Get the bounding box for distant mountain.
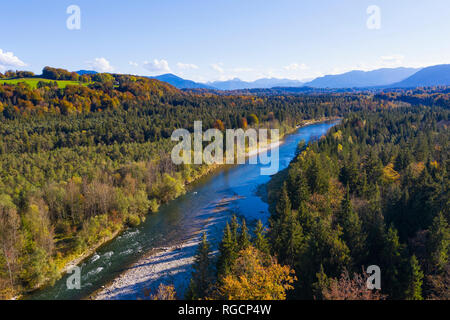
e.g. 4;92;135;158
209;78;304;90
304;67;420;88
151;74;215;89
76;65;450;91
76;70;98;75
388;64;450;87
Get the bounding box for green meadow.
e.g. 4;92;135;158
0;77;86;89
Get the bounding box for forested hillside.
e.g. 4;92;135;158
0;68;370;298
263;106;449;299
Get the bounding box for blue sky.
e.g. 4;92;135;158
1;0;449;82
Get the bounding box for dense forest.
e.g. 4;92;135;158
186;104;449;300
267;106;449;299
0;67;448;299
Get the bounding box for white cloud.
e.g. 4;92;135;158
176;62;198;70
380;54;404;65
0;49;27;69
90;57;114;72
231;67;253;73
210;63;224;73
129;61;139;67
283;63;307;71
143;59;171;74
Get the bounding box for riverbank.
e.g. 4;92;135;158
92;194;246;300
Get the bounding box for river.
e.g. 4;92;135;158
29;120;339;300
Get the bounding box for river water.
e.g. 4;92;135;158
29;120;338;300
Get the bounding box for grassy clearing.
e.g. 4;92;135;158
0;78;87;89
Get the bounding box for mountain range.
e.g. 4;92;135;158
304;67;420;88
149;74;215;89
207;78;304;90
388;64;450;87
76;64;450;90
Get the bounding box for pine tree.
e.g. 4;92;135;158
405;255;424;300
270;183;305;266
337;185;366;266
253;220;270;257
186;232;213;299
238;219;251;251
217;223;238;278
230;215;239;244
276;183;291;217
307;156;329;194
426;212;449;273
312;264;330;300
364;185;386;266
281;210;305;266
381;226;407;299
287;170;310;211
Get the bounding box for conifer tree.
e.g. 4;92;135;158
337;185;366;266
253;220;270;257
405;255;424;300
230;215;239;244
381;226;407;299
281;211;305;266
276;183;291;217
270;183;305;265
238;219;251;251
426;212;449;273
217;223;238;278
186;232;213;299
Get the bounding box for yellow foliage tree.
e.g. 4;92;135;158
382;163;400;183
213;119;225;131
217;246;296;300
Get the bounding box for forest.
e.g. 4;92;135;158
0;67;448;299
0;67;367;299
186;104;449;300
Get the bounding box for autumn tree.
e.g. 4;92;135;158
247;113;259;126
320;270;385;300
216;246;296;300
150;283;176;300
213;119;225;131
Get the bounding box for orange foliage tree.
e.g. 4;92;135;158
217;246;296;300
319;270;385;300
